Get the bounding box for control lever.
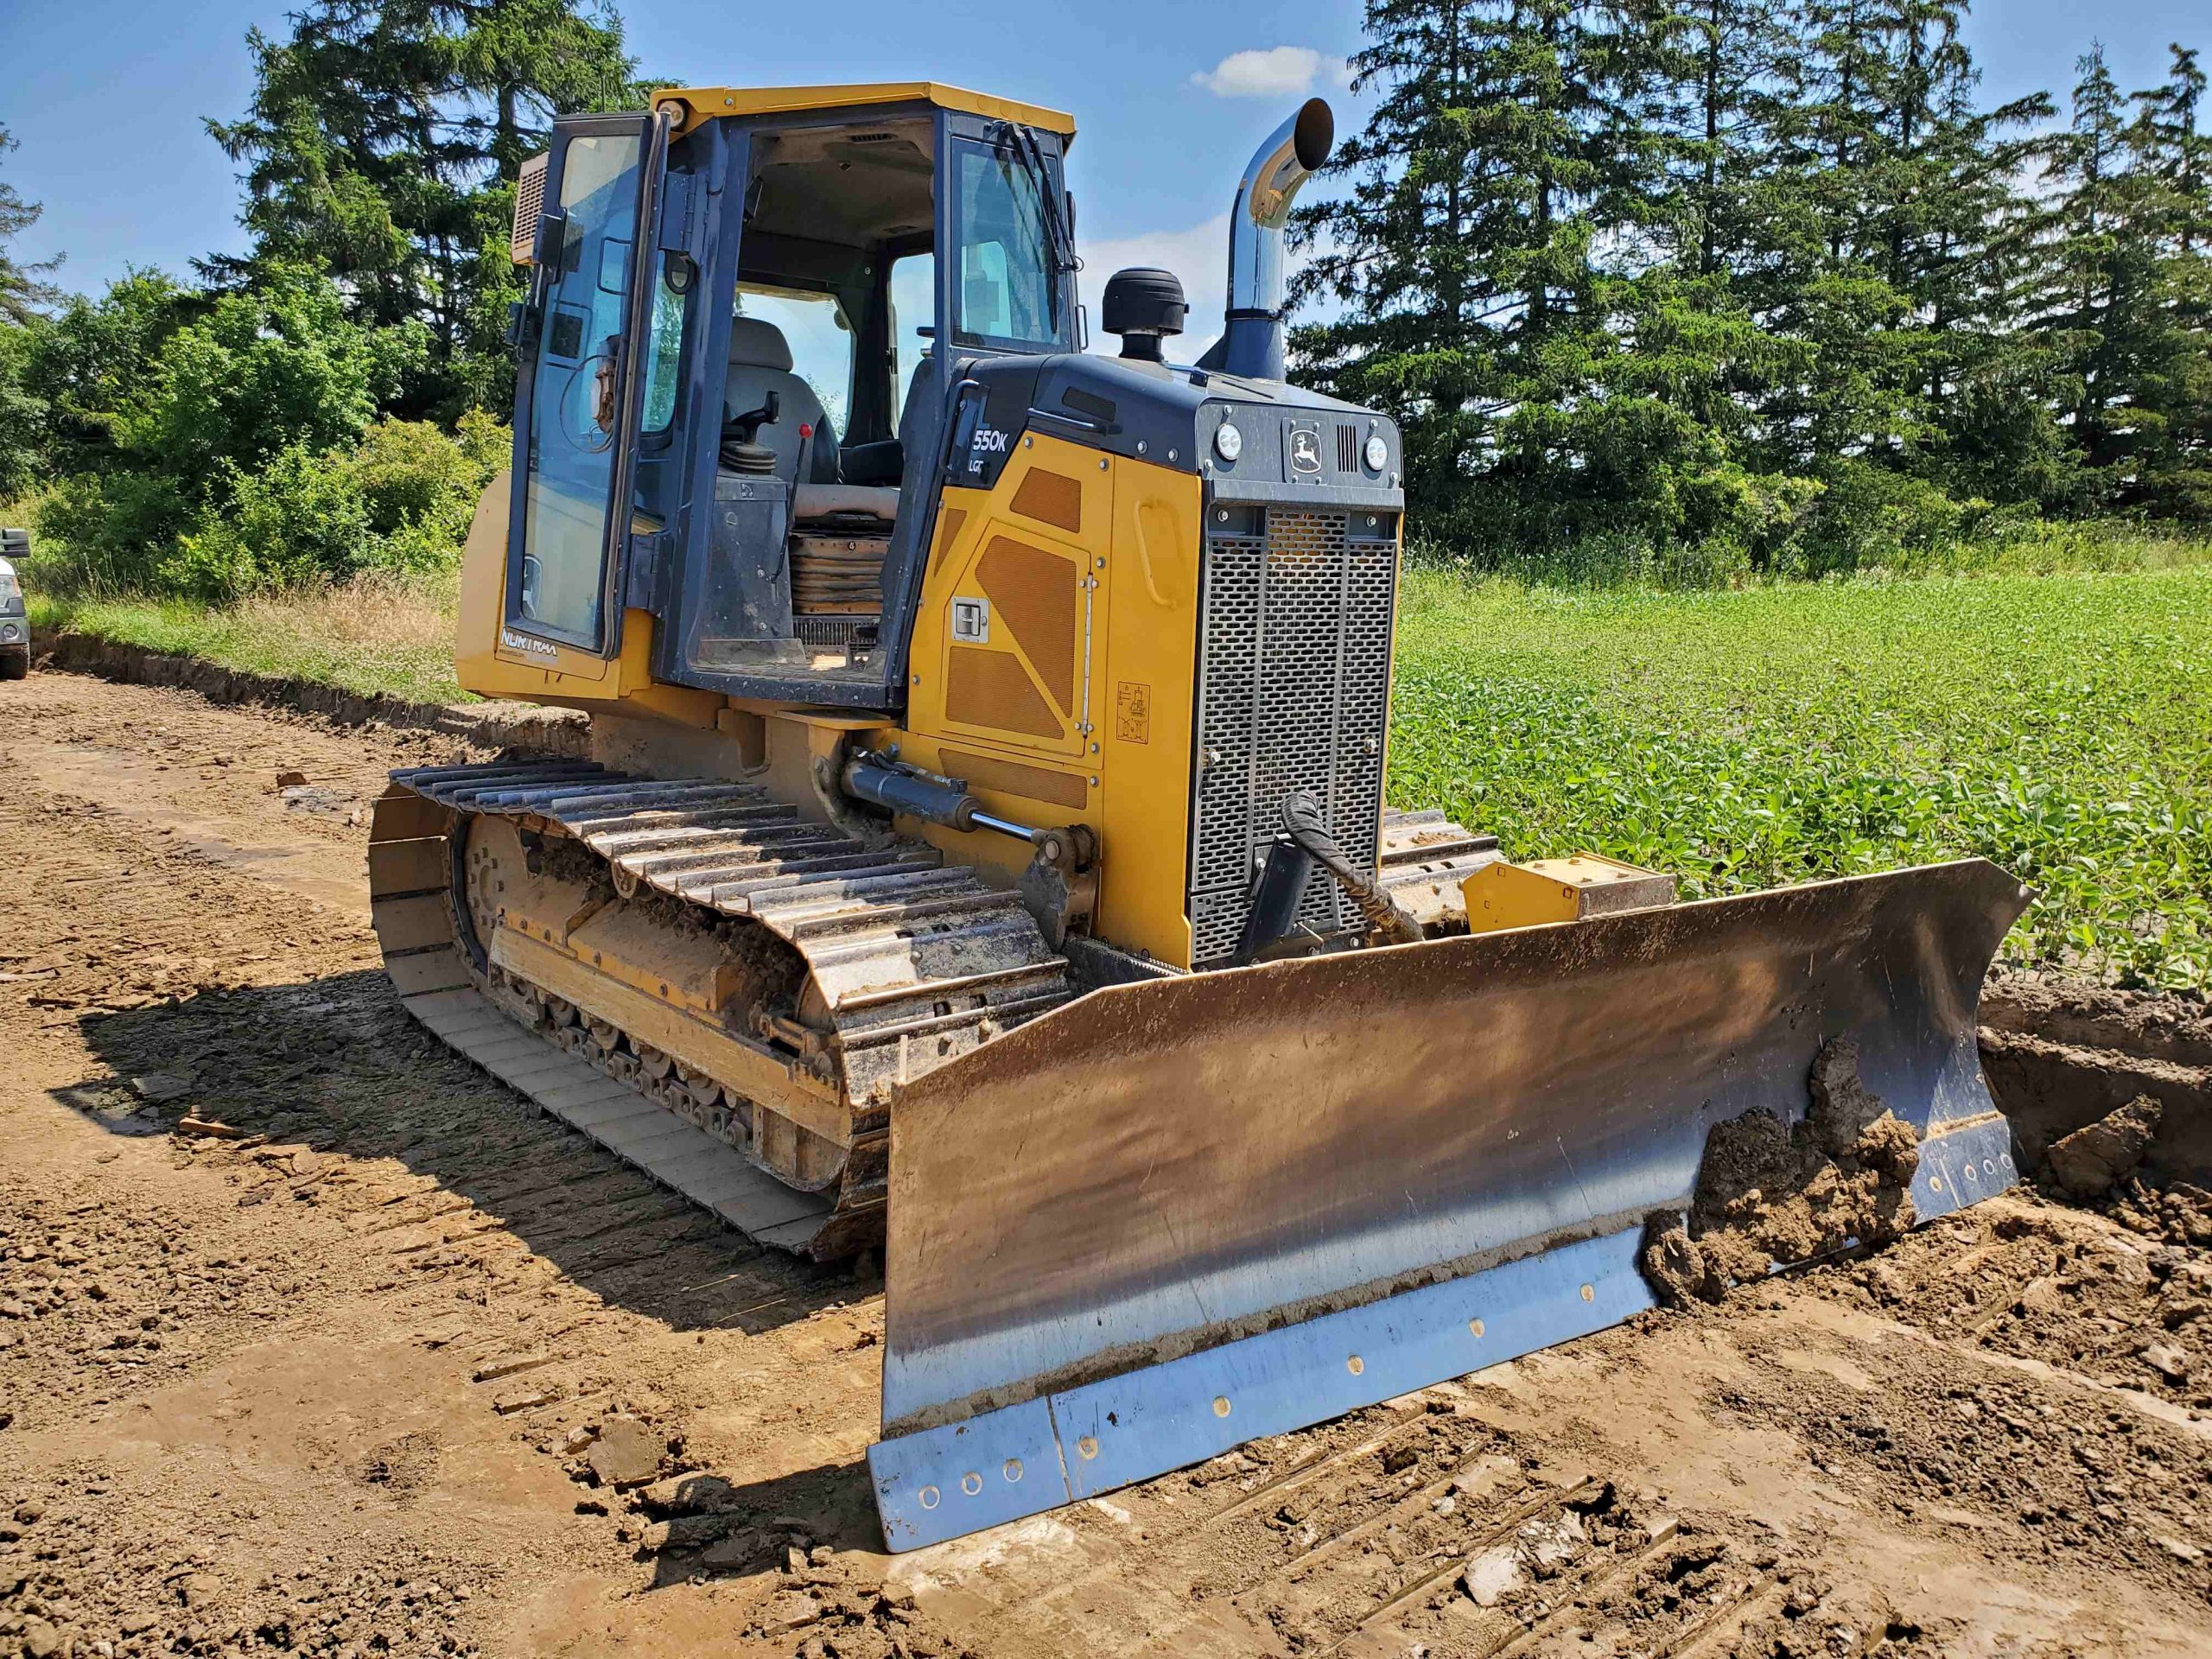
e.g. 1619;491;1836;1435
725;389;781;444
720;389;782;474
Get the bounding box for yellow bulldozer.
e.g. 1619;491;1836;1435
366;82;2028;1550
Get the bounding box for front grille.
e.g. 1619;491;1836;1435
1189;506;1396;968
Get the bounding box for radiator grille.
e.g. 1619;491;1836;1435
1189;506;1395;968
794;614;877;652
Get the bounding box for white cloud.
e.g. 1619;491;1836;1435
1081;215;1233;359
1079;214;1344;364
1190;46;1350;99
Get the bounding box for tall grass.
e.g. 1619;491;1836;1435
1407;517;2212;590
30;571;465;706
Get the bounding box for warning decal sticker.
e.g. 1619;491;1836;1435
1116;681;1152;745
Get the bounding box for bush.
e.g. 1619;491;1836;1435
170;443;379;597
19;270;200;479
1785;459;1977;576
33;407;510;601
32;467;194;592
340;410;507;569
115;266;425;485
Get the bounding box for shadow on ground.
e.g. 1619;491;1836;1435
70;968;858;1337
632;1457;883;1592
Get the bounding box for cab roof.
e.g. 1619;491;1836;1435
652;83;1077;143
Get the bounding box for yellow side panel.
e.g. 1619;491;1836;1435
454;474;721;728
1459;861;1586;934
1459;855;1672;933
1090;461;1202;968
906;437;1107;761
898;445;1202;969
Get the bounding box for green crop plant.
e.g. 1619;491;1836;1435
1390;568;2212;989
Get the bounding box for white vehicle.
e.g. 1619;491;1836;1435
0;528;27;680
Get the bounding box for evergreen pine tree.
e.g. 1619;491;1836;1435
1642;0;1798;280
2020;46;2174;509
2130;46;2212;513
1627;0;1829;563
1756;0;2055;535
0;123;62;327
1292;0;1786;568
205;0;640;416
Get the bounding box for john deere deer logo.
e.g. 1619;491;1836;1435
1288;427;1323;474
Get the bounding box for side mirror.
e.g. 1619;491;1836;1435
532;209;569;270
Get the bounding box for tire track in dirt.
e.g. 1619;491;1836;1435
2;675;891;1656
5;668;2212;1659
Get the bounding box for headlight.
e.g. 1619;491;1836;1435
1363;434;1389;472
1214;422;1243;462
1;622;20;642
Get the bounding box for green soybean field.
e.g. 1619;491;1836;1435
1389;566;2212;989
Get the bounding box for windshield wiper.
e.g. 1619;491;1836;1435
1004;123;1078;279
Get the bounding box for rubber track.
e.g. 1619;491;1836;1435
371;760;1075;1258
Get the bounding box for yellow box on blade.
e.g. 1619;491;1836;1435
1461;854;1678;934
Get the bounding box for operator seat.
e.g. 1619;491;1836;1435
791;357;931;525
789;344;935;527
724;317;839;485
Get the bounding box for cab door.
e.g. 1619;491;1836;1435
505;111;669;657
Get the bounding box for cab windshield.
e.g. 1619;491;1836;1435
951;137;1062;350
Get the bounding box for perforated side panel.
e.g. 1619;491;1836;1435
977;537;1077;713
1009;468;1084;535
1189;508;1395;968
939;748;1090;810
511;153;550;264
946;646;1063;739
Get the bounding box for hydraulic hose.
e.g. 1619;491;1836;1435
1280;791;1423;947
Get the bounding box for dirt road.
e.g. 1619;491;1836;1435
3;669;2209;1659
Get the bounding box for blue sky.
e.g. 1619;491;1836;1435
3;0;2206;347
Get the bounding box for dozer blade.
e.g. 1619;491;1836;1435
868;858;2028;1549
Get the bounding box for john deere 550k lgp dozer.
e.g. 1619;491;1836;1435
367;83;2029;1549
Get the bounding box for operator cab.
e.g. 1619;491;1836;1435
502;84;1077;706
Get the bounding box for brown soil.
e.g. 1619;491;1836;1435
1980;975;2212;1187
1643;1041;1923;1304
3;666;2211;1658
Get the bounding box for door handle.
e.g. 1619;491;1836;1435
592;337;620;433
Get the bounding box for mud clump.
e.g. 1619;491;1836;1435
1808;1037;1890;1156
1643;1039;1921;1307
1639;1218;1728;1307
2094;1173;2212;1251
2044;1095;2162;1198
